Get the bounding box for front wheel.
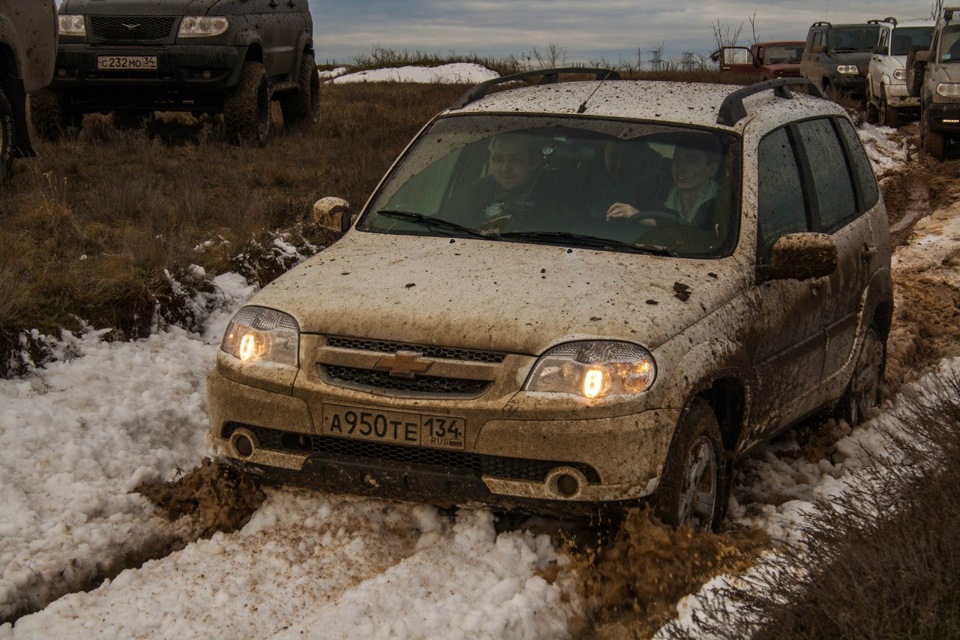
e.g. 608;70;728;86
653;398;728;532
922;105;945;161
836;326;885;427
879;90;899;128
224;61;271;146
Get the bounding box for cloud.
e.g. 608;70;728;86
308;0;934;64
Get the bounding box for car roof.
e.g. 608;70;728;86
444;77;847;134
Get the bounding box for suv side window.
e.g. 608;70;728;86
835;117;880;211
794;118;857;231
757;127;809;261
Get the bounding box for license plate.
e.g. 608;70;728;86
97;55;158;70
322;404;465;449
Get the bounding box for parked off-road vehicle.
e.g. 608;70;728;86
31;0;319;145
907;6;960;160
866;17;934;127
801;20;883;94
207;70;893;532
715;41;805;80
0;0;58;177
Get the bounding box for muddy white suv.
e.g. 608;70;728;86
866;17;934;127
207;71;893;531
31;0;318;144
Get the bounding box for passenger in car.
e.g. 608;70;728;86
445;132;574;231
605;133;723;231
589;139;669;220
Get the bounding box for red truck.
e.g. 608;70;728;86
715;41;805;80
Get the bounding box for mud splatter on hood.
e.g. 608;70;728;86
251;231;747;355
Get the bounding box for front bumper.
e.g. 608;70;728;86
828;75;867;92
885;83;919;108
206;366;676;514
926;101;960;133
49;43;245;111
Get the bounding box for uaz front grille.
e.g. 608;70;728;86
91;16;176;41
224;423;600;483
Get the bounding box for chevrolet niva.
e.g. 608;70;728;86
207;70;893;532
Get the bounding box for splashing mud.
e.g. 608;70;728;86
562;507;769;639
136;457;266;543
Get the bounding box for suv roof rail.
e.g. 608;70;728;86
811;21;832;28
880;16;897;25
717;78;826;126
450;67;621;110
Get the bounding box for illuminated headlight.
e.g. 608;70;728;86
59;15;86;37
893;69;906;81
937;82;960;97
525;342;656;399
220;306;299;366
837;65;859;75
178;16;229;37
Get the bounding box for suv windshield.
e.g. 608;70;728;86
891;26;934;55
940;24;960;62
831;25;882;52
360;115;741;258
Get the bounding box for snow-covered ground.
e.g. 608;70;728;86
1;96;956;638
326;63;498;84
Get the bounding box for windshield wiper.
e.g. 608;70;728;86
374;210;490;239
496;230;678;256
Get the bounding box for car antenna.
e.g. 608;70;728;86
577;69;618;114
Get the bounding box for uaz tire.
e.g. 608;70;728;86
280;52;320;128
224;61;271;146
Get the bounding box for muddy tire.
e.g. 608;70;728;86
879;90;899;128
836;326;885;427
865;85;879;124
0;85;13;178
922;105;946;161
653;398;728;532
224;61;271;146
30;88;78;141
280;52;320;128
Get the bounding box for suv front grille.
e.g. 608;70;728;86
225;424;600;483
324;365;490;395
325;336;505;363
91;16;176;41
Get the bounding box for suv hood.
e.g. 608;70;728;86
60;0;222;15
252;232;747;356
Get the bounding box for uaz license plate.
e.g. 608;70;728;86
322;404;465;449
97;55;158;70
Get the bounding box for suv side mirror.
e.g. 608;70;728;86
312;197;354;234
762;232;838;281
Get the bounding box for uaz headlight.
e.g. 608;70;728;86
178;16;229;38
220;306;299;366
837;65;859;75
937;82;960;98
59;15;86;37
525;341;656;399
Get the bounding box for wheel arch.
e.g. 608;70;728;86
695;376;747;457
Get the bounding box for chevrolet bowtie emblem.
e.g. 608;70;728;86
373;350;433;378
122;23;141;30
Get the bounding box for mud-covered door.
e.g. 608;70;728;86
746;125;827;435
263;0;307;79
816;118;887;384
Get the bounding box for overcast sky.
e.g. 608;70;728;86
307;1;937;66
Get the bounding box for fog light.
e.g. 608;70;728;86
230;430;257;458
203;70;212;79
556;473;579;497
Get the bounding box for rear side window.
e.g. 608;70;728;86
835;118;880;210
795;119;857;231
757;127;809;261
